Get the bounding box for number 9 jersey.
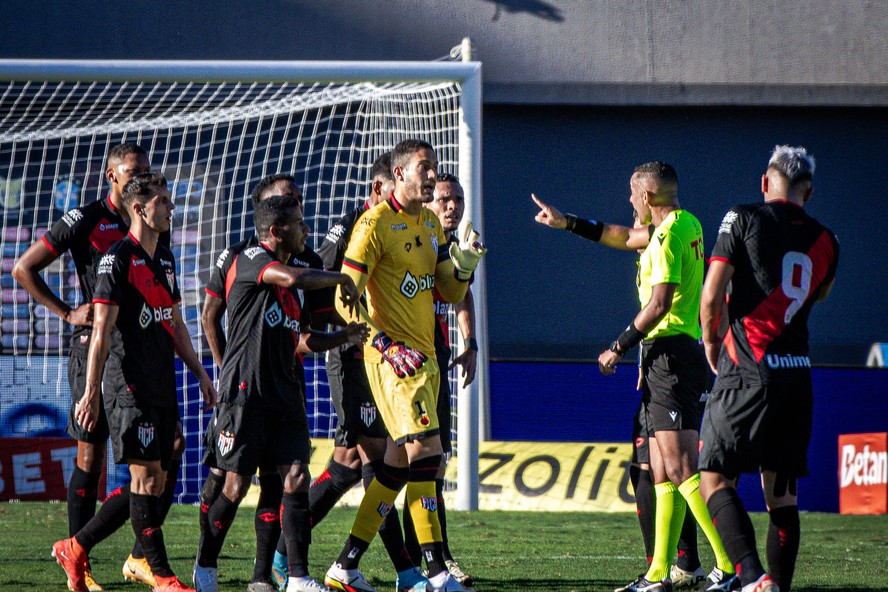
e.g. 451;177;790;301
710;201;839;386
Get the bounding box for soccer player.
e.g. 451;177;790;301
323;139;486;592
278;152;429;592
195;196;367;592
13;143;182;591
402;172;477;586
531;198;714;591
50;172;216;592
698;146;838;592
199;175;346;592
594;162;734;592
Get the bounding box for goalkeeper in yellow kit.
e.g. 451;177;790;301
323;139;486;592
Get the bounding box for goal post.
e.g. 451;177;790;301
0;58;485;509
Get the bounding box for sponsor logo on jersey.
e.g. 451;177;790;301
765;354;811;369
840;444;887;487
424;221;435;229
360;403;377;427
159;258;172;267
325;223;345;243
99;222;119;232
61;208;84;227
137;422;155;449
264;301;300;331
376;501;394;518
434;299;450;316
400;271;434;299
139;302;173;329
243;246;265;260
214;248;230;269
420;496;438;512
719;210;739;234
131;258;146;266
289;257;310;268
391;222;407;231
98;253;115;275
218;430;235;456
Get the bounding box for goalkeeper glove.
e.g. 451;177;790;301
449;218;488;281
372;332;428;378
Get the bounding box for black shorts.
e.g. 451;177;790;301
641;335;711;434
204;401;312;475
106;399;178;471
328;346;387;448
66;336;110;443
698;375;813;479
436;350;453;455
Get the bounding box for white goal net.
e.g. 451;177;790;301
0;60;484;505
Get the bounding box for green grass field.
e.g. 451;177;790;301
1;502;885;592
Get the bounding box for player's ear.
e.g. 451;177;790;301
105;164;116;184
393;164;405;183
761;174;769;194
372;178;382;197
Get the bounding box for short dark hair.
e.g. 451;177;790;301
633;161;678;185
107;142;148;167
121;172;167;210
251;173;299;206
371;152;393;182
437;172;459;184
391;139;434;173
254;195;301;239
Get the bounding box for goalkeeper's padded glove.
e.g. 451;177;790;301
372;331;428;378
449;218;488;281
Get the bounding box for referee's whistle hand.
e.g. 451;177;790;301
597;350;620;376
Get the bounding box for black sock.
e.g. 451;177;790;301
197;472;225;563
675;505;700;571
436;479;454;563
707;488;764;586
198;492;240;568
767;506;800;590
130;492;173;579
282;492;311;578
630;464;656;564
402;493;421;566
75;483;131;553
309;460;361;527
422;541;447;580
67;467;100;538
364;461;412;573
336;534;370;570
132;456;181;560
253;471;283;583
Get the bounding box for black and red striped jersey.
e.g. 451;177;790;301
93;233;181;408
42;197;127;339
216;242;306;410
711;200;839;386
206;235;323;327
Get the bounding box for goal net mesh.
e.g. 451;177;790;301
0;77;463;502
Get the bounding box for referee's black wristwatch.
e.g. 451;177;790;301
609;340;626;356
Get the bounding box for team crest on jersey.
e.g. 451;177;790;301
218;430;235;456
138;422;155;448
415;401;430;426
360;403;377;427
420;497;438;512
166;270;176;292
430;235;438;253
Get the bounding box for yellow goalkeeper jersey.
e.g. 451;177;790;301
343;196;451;361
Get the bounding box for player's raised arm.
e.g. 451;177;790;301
435;217;486;303
532;192;652;251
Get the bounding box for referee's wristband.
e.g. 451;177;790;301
565;214;604;242
465;337;478;351
615;322;646;354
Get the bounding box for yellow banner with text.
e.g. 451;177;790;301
242;439;636;512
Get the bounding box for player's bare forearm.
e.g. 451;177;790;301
297;322;369;354
13;242;92;326
434;259;469;303
201;294;227;368
77;303;116;431
456;288;476;341
701;261;734;345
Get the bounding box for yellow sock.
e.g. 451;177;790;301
646;481;686;582
406;480;442;544
349;478;399;543
678;473;734;574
